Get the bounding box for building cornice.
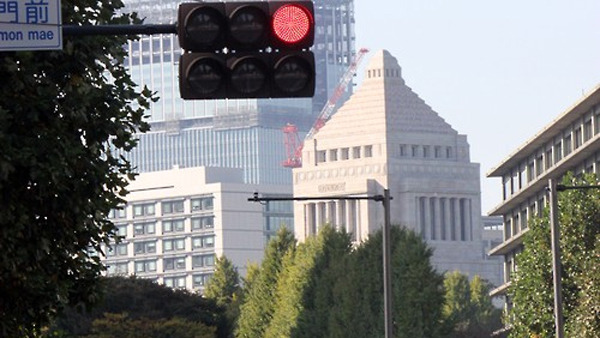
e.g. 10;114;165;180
488;134;600;215
487;84;600;177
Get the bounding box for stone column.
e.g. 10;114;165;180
346;200;356;241
459;198;467;241
306;203;316;237
328;201;336;226
443;198;452;241
336;201;345;232
433;197;442;241
423;196;431;240
453;198;461;241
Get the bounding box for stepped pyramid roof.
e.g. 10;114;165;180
313;49;457;141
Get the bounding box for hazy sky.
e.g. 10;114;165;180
353;0;600;212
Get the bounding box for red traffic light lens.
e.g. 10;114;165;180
272;4;312;45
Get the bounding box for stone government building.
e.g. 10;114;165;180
293;50;502;285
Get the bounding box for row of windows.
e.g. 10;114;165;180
108;235;216;256
116;216;215;238
502;163;600;242
108;267;213;290
399;144;453;160
107;254;215;275
163;274;214;289
502;105;600;200
366;68;400;79
316;145;373;164
109;197;214;220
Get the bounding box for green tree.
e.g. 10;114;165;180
235;227;296;337
469;275;501;335
0;0;152;335
204;256;241;307
265;225;352;338
87;312;215;338
509;173;600;337
240;262;260;297
441;272;502;337
328;226;445;338
442;271;472;334
50;277;225;337
204;256;242;338
390;226;445;338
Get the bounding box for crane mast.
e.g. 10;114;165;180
282;48;369;168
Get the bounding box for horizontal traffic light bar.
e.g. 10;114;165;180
179;51;315;99
177;1;315;52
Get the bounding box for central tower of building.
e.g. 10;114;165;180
294;50;496;278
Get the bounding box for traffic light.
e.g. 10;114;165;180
177;1;315;100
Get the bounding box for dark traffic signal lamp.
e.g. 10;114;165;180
177;1;315;100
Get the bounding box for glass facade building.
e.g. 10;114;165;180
120;0;357;184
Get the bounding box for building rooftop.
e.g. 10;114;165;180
487;84;600;177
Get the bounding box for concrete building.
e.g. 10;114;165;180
293;49;502;284
488;85;600;305
120;0;357;185
102;166;292;292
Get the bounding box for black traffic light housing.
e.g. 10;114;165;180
177;1;315;100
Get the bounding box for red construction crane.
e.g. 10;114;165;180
282;48;369;168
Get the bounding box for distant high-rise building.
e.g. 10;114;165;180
120;0;356;184
293;50;502;284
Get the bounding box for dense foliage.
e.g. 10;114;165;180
204;256;241;307
509;174;600;337
442;271;502;337
237;225;450;338
0;0;152;335
204;256;242;337
50;277;225;337
235;227;296;337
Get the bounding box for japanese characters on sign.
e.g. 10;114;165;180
0;0;62;51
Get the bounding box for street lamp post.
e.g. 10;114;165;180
248;189;394;337
548;178;564;338
548;179;600;338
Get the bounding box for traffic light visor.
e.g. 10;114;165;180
228;4;270;49
178;4;227;51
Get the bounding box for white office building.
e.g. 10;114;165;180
103;166;292;292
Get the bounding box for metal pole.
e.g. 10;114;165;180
63;24;177;36
548;178;564;338
383;189;393;338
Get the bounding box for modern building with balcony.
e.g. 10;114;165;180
102;166;292;292
487;85;600;306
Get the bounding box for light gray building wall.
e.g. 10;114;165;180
102;166;292;292
293;50;501;283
